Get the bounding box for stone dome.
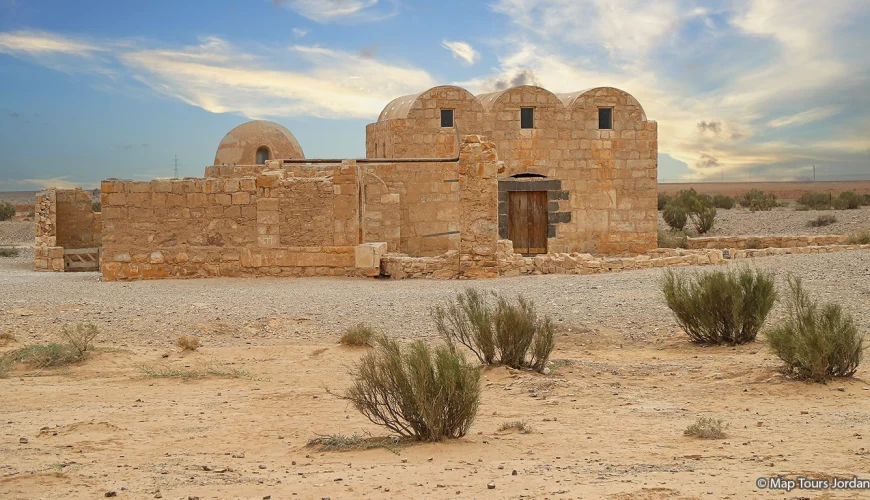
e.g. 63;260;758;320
213;120;304;165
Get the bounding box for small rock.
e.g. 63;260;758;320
259;465;267;470
263;496;271;500
105;492;117;498
512;470;518;476
154;493;162;499
487;482;496;489
19;437;28;444
837;387;846;392
232;453;245;458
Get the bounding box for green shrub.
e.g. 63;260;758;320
657;192;672;210
745;237;762;249
862;194;870;206
60;322;99;358
0;247;20;258
807;214;837;227
797;192;831;210
739;189;777;211
712;194;735;209
92;201;101;213
340;324;375;346
684;417;728;439
658;229;689;249
848;232;870;244
344;336;480;441
831;191;860;210
433;289;555;372
766;277;863;382
662;268;776;345
0;201;14;221
12;322;99;368
662;204;688;231
0;355;11;378
690;205;716;234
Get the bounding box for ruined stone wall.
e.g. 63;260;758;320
367;86;658;256
33;190;63;271
686;234;849;250
55;189;101;250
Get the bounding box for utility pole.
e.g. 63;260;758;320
813;165;816;183
172;155;181;179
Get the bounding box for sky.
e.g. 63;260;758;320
1;0;869;191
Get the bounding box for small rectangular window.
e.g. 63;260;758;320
598;108;613;129
440;109;454;128
520;107;534;129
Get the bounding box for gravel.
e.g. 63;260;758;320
0;221;34;246
659;206;870;236
2;247;868;350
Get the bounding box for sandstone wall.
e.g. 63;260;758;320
367;86;657;256
55;189;101;250
687;234;849;250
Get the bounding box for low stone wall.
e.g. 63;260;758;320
379;239;870;279
34;188;101;272
687;234;848;250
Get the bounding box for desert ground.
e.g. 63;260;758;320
657;181;870;199
2;217;870;499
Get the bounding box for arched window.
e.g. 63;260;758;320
256;146;270;165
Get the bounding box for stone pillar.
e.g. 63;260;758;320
34;189;64;272
458;135;500;278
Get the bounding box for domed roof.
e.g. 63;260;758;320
213;120;304;165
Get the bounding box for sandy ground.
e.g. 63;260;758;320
3;245;870;499
658;206;870;237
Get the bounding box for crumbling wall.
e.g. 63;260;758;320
34;188;101;272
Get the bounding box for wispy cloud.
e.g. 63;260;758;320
292;27;309;38
767;106;842;128
272;0;397;23
7;176;96;190
441;40;480;66
0;31;435;119
0;30;102;56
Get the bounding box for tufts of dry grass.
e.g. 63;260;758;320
847;231;870;245
498;420;533;434
175;335;201;352
807;214;837;227
138;363;258;381
0;355;12;378
339;324;375;347
11;322;100;369
0;247;20;258
0;331;16;346
306;433;401;454
684;417;728;439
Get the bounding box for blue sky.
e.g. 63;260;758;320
1;0;869;190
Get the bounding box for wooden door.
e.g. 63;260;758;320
508;191;548;255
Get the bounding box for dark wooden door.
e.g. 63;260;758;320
508;191;548;255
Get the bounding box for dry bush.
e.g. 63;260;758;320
797;192;831;210
658;229;689;249
690;205;717;234
847;231;870;245
0;201;14;221
0;355;11;378
60;322;98;358
498;420;533;434
343;336;480;442
684;417;728;439
766;277;863;382
307;433;399;453
0;331;16;345
662;204;687;231
15;343;81;368
433;289;555;372
712;194;735;209
657;192;672;210
662;268;776;345
175;334;200;352
340;324;376;347
835;191;862;210
745;237;762;250
807;214;837;227
0;247;20;258
739;189;777;211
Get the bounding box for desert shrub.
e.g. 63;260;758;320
0;355;11;378
175;334;200;351
15;343;81;368
498;420;533;434
343;336;480;441
60;322;98;358
662;204;687;231
766;277;863;382
797;192;831;210
0;247;20;257
340;324;376;347
712;194;735;209
739;189;777;211
848;231;870;245
658;229;688;249
745;237;762;249
690;205;716;234
835;191;862;210
862;194;870;206
433;289;555;372
657;192;672;210
0;331;15;345
307;433;399;453
91;201;101;213
0;201;14;221
662;268;776;345
807;214;837;227
684;417;728;439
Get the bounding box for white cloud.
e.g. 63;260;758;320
0;30;102;56
273;0;396;23
0;31;435;119
441;40;480;66
292;27;309;38
767;106;842;128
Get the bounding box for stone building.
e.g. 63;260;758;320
366;85;658;255
214;120;305;166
